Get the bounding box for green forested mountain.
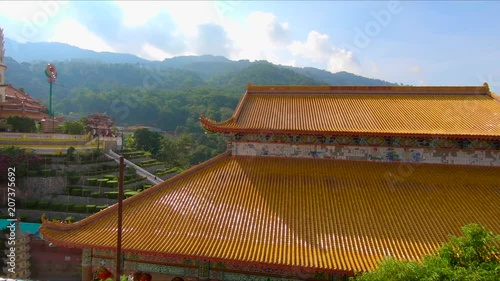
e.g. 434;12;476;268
4;54;397;131
3;45;400;165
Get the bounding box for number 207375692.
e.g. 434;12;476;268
7;167;16;218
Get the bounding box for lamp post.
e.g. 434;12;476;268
45;64;57;132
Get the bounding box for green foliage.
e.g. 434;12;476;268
68;175;80;185
103;174;116;180
66;146;76;161
96;205;109;211
51;202;62;210
352;224;500;281
133;129;162;155
71;188;82;196
97;179;109;186
38;201;50;209
25;200;38;209
104;191;118;199
73;204;86;213
62;203;74;211
0;119;13;131
61;120;86;134
124;134;136;150
86;205;96;213
87;178;98;186
6;116;36;132
107;180;118;188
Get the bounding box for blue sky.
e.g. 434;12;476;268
0;1;499;92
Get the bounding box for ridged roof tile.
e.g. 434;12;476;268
200;85;500;137
40;152;500;273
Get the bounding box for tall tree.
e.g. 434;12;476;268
6;116;36;132
133;129;162;155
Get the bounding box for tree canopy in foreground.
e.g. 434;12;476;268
351;224;500;281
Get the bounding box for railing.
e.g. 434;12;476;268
0;132;90;141
106;150;163;185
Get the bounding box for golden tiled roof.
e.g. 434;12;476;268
200;84;500;138
40;152;500;273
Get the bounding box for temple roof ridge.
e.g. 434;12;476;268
245;83;490;95
201;83;500;138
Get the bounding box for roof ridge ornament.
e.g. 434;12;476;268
483;82;490;91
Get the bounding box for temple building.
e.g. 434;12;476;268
3;220;31;279
40;84;500;281
0;28;48;122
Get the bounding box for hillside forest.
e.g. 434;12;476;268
4;55;398;166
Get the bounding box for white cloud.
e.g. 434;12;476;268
2;2;368;76
114;1;165;27
289;30;362;74
48;19;114;52
222;11;293;65
327;50;361;74
138;43;171;61
162;1;221;37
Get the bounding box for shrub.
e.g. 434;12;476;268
97;179;109;186
62;203;74;211
107;180;118;188
104;174;116;180
82;188;92;196
87;178;98;186
96;205;109;211
65;216;75;223
68;176;80;185
86;205;96;213
91;191;101;198
38;201;50;209
104;191;118;199
125;191;139;198
73;204;86;213
51;202;62;211
71;188;82;196
25;200;38;209
143;184;152;190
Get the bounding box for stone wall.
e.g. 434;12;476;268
231;142;500;166
18;176;67;199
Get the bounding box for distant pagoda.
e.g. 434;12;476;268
3;220;31;279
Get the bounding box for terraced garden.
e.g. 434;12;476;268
2;149;182;223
